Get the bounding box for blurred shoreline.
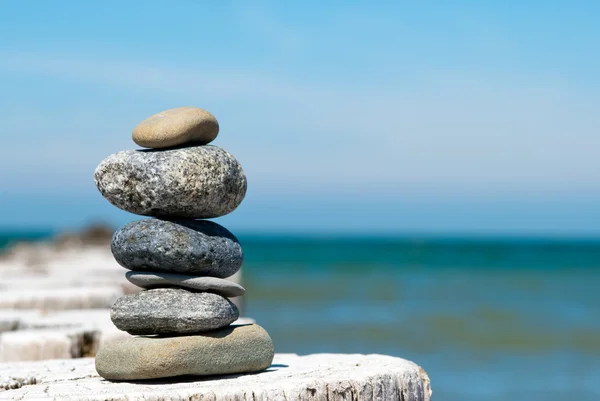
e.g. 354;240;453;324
1;226;600;400
0;224;113;255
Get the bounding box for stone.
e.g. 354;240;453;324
0;311;22;332
0;354;432;400
10;309;114;331
0;310;132;362
95;324;274;381
0;287;122;310
132;107;219;149
125;271;245;297
0;328;94;362
94;145;247;219
110;288;239;335
112;219;243;278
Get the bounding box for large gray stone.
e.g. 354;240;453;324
95;324;274;381
132;107;219;149
112;219;243;278
125;271;245;297
94;146;247;219
0;353;432;400
111;288;238;335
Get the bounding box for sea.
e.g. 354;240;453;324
2;232;600;401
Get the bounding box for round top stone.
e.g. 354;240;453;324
132;107;219;149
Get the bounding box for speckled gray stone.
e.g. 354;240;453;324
125;271;245;297
94;146;247;219
110;288;238;335
111;219;243;278
95;324;274;381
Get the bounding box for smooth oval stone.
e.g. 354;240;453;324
132;107;219;149
126;271;246;297
96;324;274;380
110;288;239;335
94;145;247;218
112;219;243;278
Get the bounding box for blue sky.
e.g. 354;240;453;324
1;1;599;235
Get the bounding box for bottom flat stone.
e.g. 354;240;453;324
95;324;274;380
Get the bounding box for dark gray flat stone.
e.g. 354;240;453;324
111;219;243;278
125;271;245;297
110;288;238;335
94;145;247;219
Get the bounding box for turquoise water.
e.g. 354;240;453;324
2;233;600;400
0;231;52;249
240;236;600;401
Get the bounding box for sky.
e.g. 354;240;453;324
1;1;599;235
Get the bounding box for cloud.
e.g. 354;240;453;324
1;51;599;197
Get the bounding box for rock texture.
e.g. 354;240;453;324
0;327;99;362
0;309;130;362
112;219;243;277
110;288;239;335
0;287;122;310
126;271;245;297
94;146;247;218
0;354;432;400
96;324;274;380
132;107;219;149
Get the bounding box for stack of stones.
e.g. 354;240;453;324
93;107;274;381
